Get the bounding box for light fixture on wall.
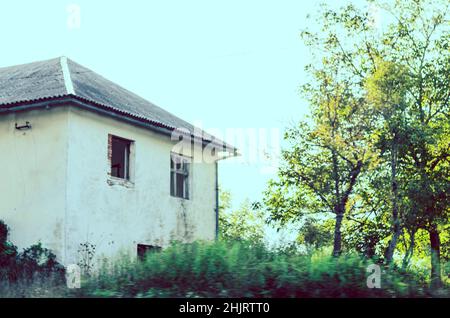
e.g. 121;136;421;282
15;121;32;130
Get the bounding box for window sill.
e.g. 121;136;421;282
170;194;190;201
107;176;135;188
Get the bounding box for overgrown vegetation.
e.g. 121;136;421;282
70;241;448;298
0;218;448;297
0;220;65;297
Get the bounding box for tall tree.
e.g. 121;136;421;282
365;59;410;263
299;0;450;286
264;64;376;256
382;0;450;287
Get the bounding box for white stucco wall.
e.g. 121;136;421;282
0;105;218;267
0;107;68;260
64;106;218;266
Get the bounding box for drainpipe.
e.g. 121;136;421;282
215;160;219;240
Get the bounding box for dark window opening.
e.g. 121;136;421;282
170;153;190;199
137;244;161;261
111;136;132;180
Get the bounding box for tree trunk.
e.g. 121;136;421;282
332;212;344;257
385;137;400;264
429;225;442;289
401;229;415;270
385;228;400;264
331;160;363;257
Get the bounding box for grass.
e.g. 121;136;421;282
71;241;448;298
0;273;66;298
1;240;448;298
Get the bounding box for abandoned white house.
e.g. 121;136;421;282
0;57;236;266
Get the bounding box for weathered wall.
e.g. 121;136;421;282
64;106;217;266
0;107;69;260
0;106;217;267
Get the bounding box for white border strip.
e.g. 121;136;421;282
60;56;75;95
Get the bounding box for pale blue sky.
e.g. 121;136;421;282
0;0;365;209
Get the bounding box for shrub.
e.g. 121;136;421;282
0;220;65;284
17;243;65;279
0;221;19;280
73;240;446;298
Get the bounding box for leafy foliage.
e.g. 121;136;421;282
0;220;64;282
296;218;333;251
262;0;450;287
72;240;447;298
17;243;64;279
0;221;18;277
219;190;265;243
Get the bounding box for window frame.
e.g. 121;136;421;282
109;134;134;182
170;153;191;200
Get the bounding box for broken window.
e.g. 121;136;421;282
110;135;132;180
137;244;161;261
170;153;191;199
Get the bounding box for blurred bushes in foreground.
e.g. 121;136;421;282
72;240;448;298
2;216;448;298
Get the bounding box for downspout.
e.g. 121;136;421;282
215;160;219;240
214;149;239;240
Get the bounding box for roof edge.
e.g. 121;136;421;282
0;95;239;157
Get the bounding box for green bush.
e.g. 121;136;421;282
1;215;448;298
73;240;447;298
0;221;19;280
0;220;64;283
17;243;65;279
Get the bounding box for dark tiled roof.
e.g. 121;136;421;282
0;57;232;151
66;58;197;132
0;58;67;105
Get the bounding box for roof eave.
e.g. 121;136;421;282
0;96;239;158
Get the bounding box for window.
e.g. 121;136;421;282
110;135;132;180
137;244;161;261
170;153;191;199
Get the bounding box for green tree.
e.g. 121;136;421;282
297;0;450;287
296;218;333;251
264;68;377;256
380;0;450;287
218;189;265;243
365;59;411;263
